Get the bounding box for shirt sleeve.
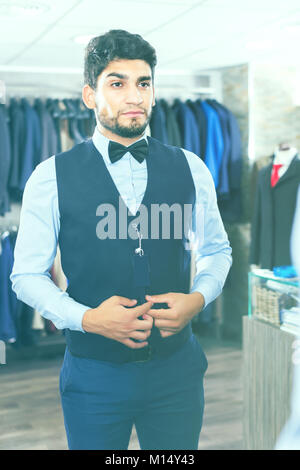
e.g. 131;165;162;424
182;149;233;307
10;156;90;332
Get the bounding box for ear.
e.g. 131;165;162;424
82;84;96;109
152;85;156;107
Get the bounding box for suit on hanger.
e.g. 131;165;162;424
159;99;182;147
206;99;231;198
34;98;58;162
173;100;200;157
186;99;208;161
196;100;223;189
0;104;11;215
8;99;26;200
149;100;168;144
19;98;42;191
0;235;17;342
211;101;243;222
214;102;242;193
250;155;300;269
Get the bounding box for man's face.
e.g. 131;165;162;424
93;59;155;138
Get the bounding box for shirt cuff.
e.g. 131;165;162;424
190;276;221;309
53;299;90;333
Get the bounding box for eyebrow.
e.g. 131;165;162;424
106;73;152;82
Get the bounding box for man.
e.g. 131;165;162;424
10;29;232;450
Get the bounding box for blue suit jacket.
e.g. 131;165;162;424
19;99;42;191
8;99;26;198
0;105;11;215
215;101;242;191
197;100;224;189
172;100;201;157
206;99;231;198
149;101;168;144
0;235;17;341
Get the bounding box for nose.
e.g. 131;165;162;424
125;84;143;105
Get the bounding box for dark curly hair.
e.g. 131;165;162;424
84;29;157;90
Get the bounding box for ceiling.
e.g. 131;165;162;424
1;0;300;96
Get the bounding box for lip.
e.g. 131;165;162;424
122;111;144;116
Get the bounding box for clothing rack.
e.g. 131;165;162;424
1;67;223;103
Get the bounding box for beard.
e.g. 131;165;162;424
96;107;152;138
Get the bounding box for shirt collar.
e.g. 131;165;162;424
92;126;148;165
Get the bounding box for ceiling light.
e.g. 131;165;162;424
0;1;49;16
246;39;274;51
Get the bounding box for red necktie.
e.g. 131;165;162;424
271;164;283;187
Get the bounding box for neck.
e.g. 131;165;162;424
97;123;144;146
274;147;297;167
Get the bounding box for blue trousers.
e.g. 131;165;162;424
59;334;208;450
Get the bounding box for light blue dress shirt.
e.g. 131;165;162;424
10;127;232;333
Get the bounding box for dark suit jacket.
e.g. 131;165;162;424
159;99;182;147
0;104;11;215
19;98;42;191
250;155;300;269
34;98;58;162
210;101;243;222
8;98;25;199
215;102;242;191
206;99;231;198
186;99;206;161
149;101;169;144
172;99;200;157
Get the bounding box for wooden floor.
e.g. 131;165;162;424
0;336;243;450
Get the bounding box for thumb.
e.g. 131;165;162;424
116;296;137;307
142;313;154;323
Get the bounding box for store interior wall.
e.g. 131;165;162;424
217;60;300;341
251;63;300;158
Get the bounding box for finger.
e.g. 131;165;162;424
148;308;174;319
154;318;177;330
133;318;153;329
145;293;173;305
141;313;154;324
129;330;151;341
131;301;154;317
122;338;149;349
159;330;175;338
145;294;171;303
115;296;137;307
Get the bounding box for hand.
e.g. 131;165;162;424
82;295;154;349
145;292;205;338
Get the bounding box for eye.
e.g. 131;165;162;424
140;82;150;88
111;82;123;87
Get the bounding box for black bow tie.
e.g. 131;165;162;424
108;139;148;164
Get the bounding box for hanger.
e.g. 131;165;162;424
71;98;90;119
0;225;18;237
278;142;291;151
0;225;18;254
63;99;76;118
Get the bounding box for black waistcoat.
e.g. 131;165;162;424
55;136;196;361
